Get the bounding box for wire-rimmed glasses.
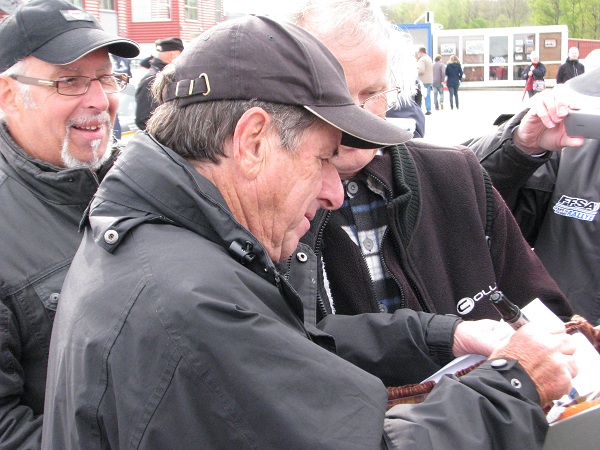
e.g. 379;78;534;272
359;87;401;116
9;73;130;96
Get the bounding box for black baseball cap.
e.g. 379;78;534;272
0;0;139;73
161;15;412;149
156;38;184;52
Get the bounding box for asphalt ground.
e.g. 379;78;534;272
416;88;531;146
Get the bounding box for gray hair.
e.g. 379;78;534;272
286;0;417;105
0;59;37;110
147;68;323;163
0;59;37;109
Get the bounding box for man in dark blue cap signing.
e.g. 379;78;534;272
0;0;138;447
135;37;184;130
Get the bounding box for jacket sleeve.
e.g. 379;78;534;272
317;310;459;386
465;113;557;245
464;111;549;207
0;302;43;450
384;360;547;450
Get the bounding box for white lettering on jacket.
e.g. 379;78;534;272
456;284;498;315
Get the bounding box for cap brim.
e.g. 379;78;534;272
305;104;412;149
31;27;140;65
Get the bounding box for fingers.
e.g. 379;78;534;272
530;87;570;128
493;324;579;406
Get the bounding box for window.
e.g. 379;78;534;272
489;36;508;81
68;0;83;7
185;0;198;21
437;36;459;64
132;0;172;22
100;0;115;10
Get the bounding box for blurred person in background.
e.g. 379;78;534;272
556;46;585;84
522;50;546;98
134;37;183;130
432;54;445;110
445;55;463;110
416;46;433;115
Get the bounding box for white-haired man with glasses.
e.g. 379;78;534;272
286;0;573;360
0;0;138;447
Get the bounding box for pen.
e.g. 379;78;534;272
489;290;530;330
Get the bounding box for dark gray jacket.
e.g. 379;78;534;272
468;113;600;324
0;121;106;449
43;132;551;449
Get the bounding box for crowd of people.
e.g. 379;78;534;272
0;0;598;449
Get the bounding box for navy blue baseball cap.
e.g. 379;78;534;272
0;0;139;73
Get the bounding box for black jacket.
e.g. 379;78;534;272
134;57;168;130
43;132;550;449
556;58;585;84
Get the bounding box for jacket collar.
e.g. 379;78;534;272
88;131;278;283
0;120;102;204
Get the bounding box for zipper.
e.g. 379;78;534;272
314;210;332;319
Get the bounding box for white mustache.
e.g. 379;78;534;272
68;111;112;128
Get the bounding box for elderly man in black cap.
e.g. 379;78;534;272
0;0;138;448
42;15;576;449
134;37;184;130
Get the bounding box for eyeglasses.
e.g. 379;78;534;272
9;73;129;96
360;87;401;116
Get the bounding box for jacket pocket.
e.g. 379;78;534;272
32;264;70;315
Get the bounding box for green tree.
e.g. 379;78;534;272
528;0;562;24
381;0;600;38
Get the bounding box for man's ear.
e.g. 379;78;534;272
231;107;272;180
0;77;20;116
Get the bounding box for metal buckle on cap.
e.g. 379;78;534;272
173;73;211;98
199;73;211;96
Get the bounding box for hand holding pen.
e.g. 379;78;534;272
489;290;529;330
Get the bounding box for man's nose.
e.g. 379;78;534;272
320;160;344;210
